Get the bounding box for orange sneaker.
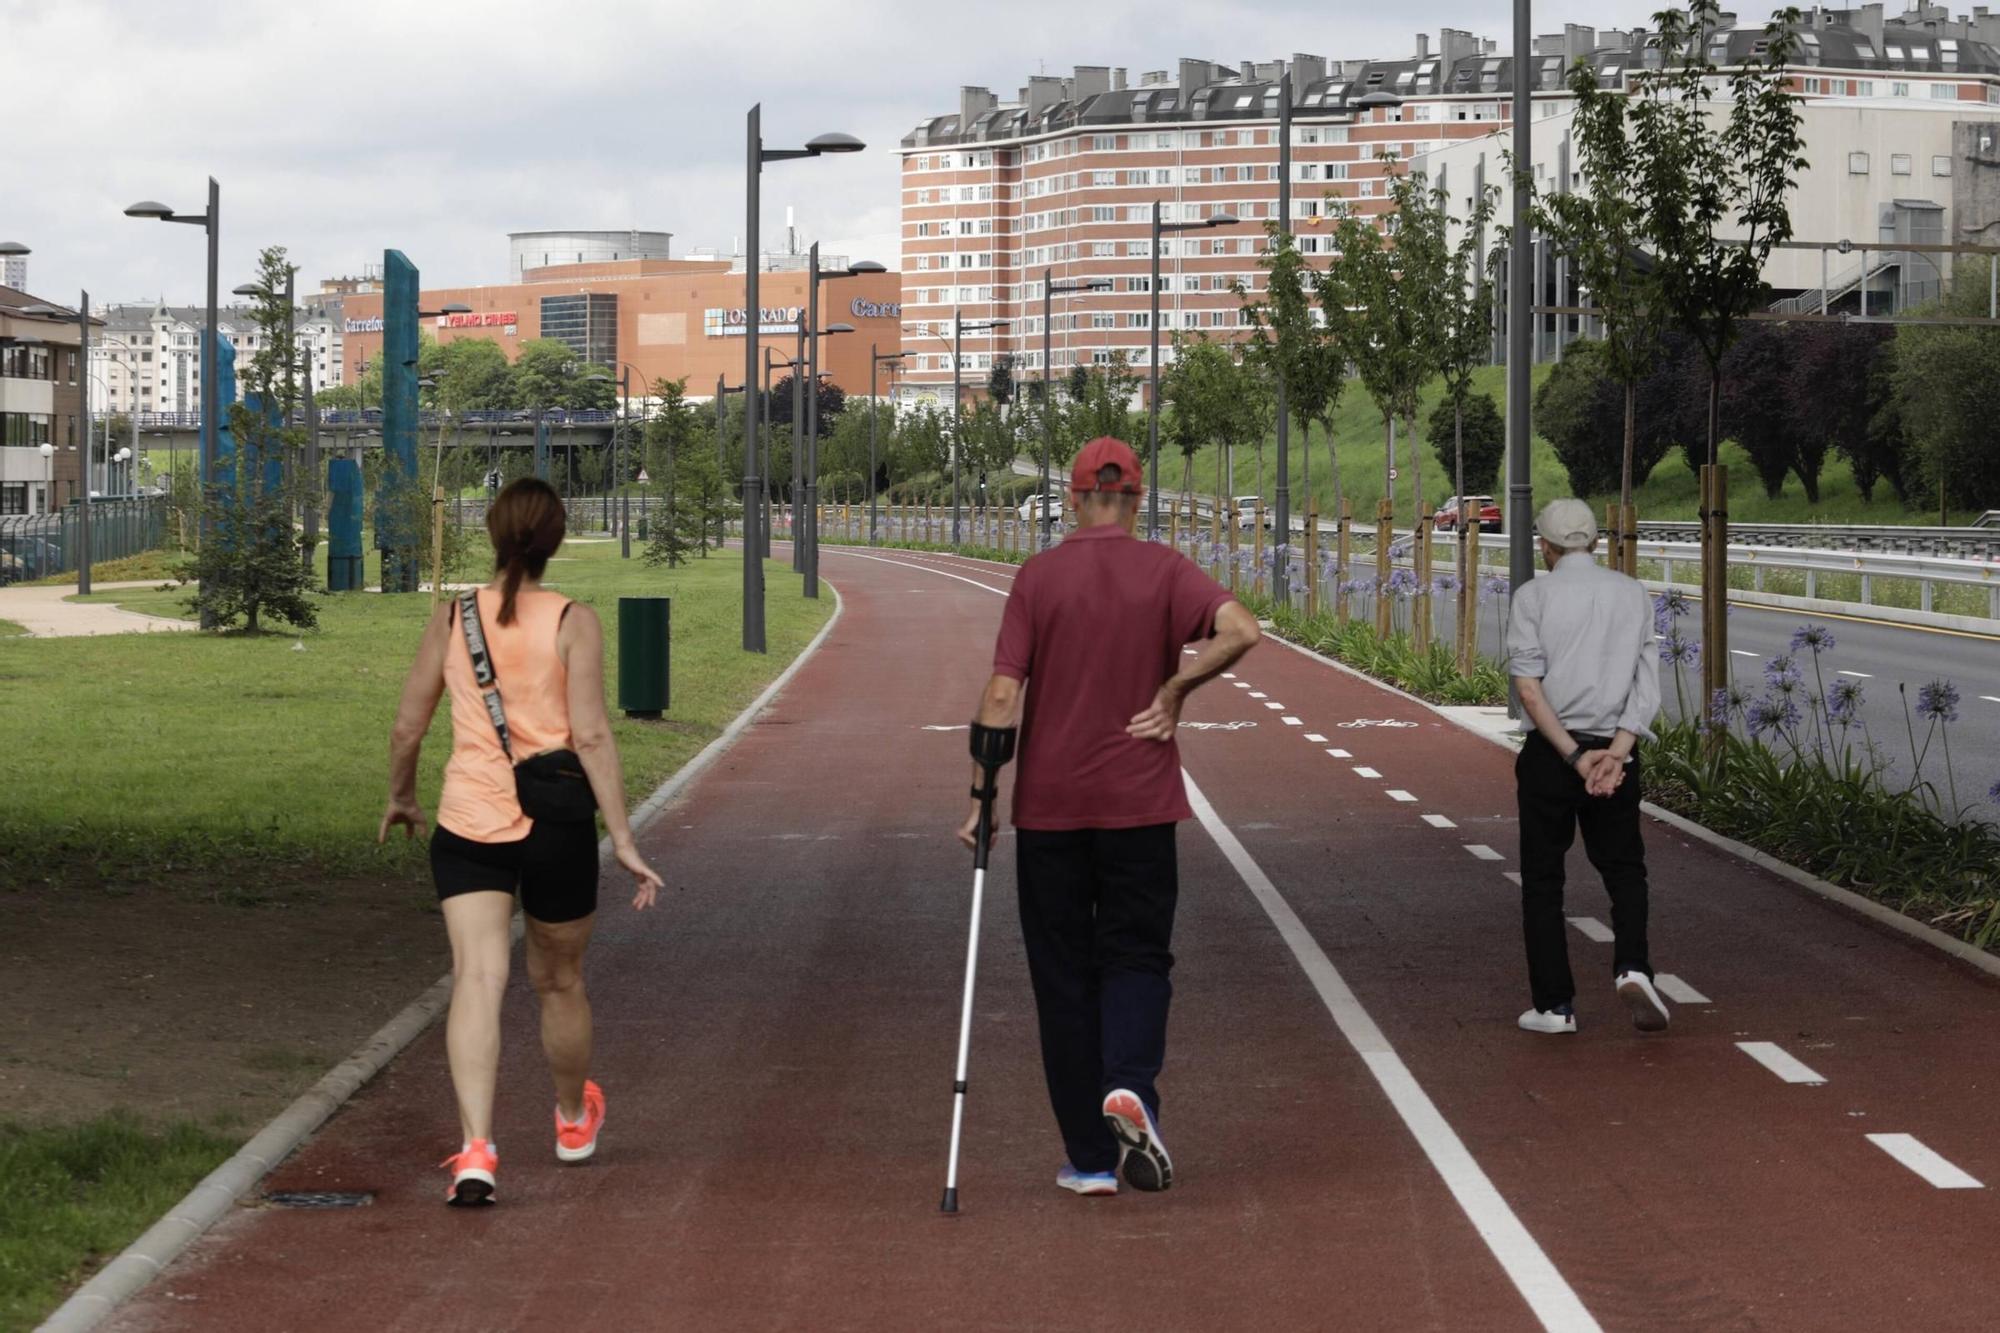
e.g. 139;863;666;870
555;1080;606;1162
442;1139;498;1206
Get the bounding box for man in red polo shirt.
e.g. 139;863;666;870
956;436;1261;1197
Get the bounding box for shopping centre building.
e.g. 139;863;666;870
338;249;904;402
897;3;2000;405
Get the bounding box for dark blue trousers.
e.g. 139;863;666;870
1015;824;1179;1175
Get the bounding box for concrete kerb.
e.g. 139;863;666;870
1262;632;2000;988
36;581;847;1333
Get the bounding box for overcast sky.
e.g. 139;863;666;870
6;0;1679;306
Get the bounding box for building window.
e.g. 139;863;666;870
1804;77;1822;94
1893;81;1912;97
1892;153;1912;175
1;483;25;516
1934;155;1954;176
1848;151;1870;174
1931;83;1958;100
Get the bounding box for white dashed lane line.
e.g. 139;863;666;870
1353;767;1383;779
1304;733;1328;743
1838;671;1872;679
1422;814;1458;829
1730;650;1759;658
1866;1134;1985;1189
1568;917;1616;943
1221;672;1236;679
1502;871;1522;885
1465;845;1504;861
1233;681;1252;689
1282;717;1303;726
1386;790;1418;802
1653;974;1711;1005
1249;692;1268;699
1264;702;1287;711
1325;748;1352;759
1736;1041;1828;1086
1983;695;2000;705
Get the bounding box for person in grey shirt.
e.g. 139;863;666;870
1505;498;1667;1036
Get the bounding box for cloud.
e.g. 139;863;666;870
6;0;1669;303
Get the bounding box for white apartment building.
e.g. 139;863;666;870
898;3;2000;402
89;301;341;416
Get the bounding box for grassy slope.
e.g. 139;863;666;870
0;541;830;878
1168;363;1976;528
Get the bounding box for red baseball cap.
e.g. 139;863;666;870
1069;436;1145;496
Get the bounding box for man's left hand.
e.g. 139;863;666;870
1127;684;1184;742
1579;750;1626;797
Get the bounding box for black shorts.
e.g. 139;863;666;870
430;822;600;924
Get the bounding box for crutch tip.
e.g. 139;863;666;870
939;1188;960;1214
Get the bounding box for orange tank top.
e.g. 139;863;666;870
438;587;574;843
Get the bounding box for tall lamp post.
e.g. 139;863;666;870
124;183;218;621
869;346;909;546
742;104;864;654
1042;270;1111;550
1506;0;1536;706
950;310;1010;547
1148;205;1241;542
22;296;98;594
610;361;655;559
802;244;882;593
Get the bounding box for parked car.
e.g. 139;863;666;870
1433;495;1501;533
1230;495;1268;530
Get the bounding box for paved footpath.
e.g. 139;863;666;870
0;581;190;637
111;547;2000;1331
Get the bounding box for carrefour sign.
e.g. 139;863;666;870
851;298;902;319
703;306;803;338
344;317;384;334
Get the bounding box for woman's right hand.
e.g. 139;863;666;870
616;840;665;910
378;797;428;843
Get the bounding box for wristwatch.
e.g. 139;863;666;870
1565;745;1587;769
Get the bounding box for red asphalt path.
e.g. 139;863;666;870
110;546;2000;1332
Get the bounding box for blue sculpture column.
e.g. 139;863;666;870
327;453;364;591
377;248;420;592
211;341;239;499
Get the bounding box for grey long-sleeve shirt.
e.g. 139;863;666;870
1505;552;1661;741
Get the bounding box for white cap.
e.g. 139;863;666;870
1535;498;1598;551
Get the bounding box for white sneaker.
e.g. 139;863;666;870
1518;1006;1578;1034
1056;1162;1119;1196
1616;972;1670;1032
1102;1089;1173;1192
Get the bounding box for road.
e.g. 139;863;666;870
108;544;2000;1331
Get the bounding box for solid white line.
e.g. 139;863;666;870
1423;814;1458;829
1353;766;1383;779
1304;733;1328;743
1568;917;1616;943
1283;716;1304;726
1736;1041;1828;1085
1184;775;1600;1333
1653;974;1711;1005
1386;789;1418;802
827;549;1014;597
1325;748;1352;759
1465;844;1504;861
1838;671;1873;679
1866;1134;1984;1189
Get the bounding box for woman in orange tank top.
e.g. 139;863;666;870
378;478;663;1206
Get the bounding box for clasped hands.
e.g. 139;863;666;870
1575;749;1627;798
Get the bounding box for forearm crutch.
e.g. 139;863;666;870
940;721;1017;1215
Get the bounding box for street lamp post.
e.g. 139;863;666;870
1042;270;1111;550
124;182;218;622
1148;205;1242;543
742;104;864;654
803;245;883;594
1507;0;1536;658
869;346;909;546
24;298;98;593
950;310;1010;547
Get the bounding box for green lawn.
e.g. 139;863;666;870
1172;363;1981;528
0;1115;239;1330
0;620;23;638
0;541;831;879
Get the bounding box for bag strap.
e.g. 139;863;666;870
457;590;515;761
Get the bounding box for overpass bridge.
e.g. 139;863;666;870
121;409;620;458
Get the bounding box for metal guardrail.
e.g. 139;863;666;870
126;409;617;430
0;497;169;584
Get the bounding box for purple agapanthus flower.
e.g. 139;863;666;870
1764;653;1802;690
1710;684;1752;728
1790;623;1836;655
1827;678;1865;721
1384;568;1420;600
1660;634;1700;667
1432;573;1462;594
1746;694;1801;738
1989;778;2000;805
1482;575;1512;600
1916;679;1961;724
1653;590;1692;636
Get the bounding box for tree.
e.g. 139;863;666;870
1239;228;1346;518
1718;323;1800;500
1532;44;1669;558
1427;392;1503;495
1160;334;1237;516
1536;339;1681;498
767;374;846;432
1788;323;1895;504
178;245;318;633
987;354;1017;411
1888;258;2000;514
431;338;513;412
509;339;613;412
1062;353;1142;443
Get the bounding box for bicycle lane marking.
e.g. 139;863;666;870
1185;773;1600;1333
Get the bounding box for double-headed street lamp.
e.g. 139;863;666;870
742;104;864;653
125;183;218;620
868;346;909;547
951;311;1011;547
801;244;883;597
1148;204;1242;542
1041;270;1112;550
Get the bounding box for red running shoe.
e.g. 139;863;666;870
442;1139;498;1206
555;1080;606;1163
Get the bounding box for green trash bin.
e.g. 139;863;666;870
617;596;670;718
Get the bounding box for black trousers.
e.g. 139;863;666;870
1516;733;1652;1012
1015;824;1179;1175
